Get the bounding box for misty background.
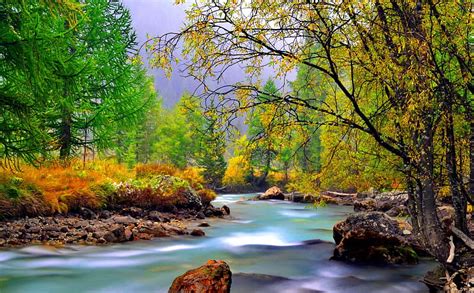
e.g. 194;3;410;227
122;0;294;109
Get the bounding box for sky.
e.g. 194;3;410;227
122;0;294;108
121;0;194;107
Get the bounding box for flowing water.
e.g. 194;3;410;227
0;193;435;292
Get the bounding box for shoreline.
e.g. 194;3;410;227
0;204;229;248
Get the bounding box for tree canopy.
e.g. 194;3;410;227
151;0;472;265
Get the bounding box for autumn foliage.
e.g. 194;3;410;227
0;160;216;219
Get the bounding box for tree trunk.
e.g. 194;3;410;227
417;126;449;262
446;109;468;234
59;110;72;160
405;171;421;236
469;119;474;201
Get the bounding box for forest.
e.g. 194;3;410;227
0;0;472;292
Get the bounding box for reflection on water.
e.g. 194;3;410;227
0;193;435;292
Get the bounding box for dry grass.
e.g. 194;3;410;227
0;160;216;218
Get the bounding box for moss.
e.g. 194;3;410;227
396;246;419;264
5;186;22;199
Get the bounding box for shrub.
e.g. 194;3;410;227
0;173;52;219
197;188;217;206
110;175;200;211
222;155;251;187
176;166;205;190
135;163;177;178
0;160;215;219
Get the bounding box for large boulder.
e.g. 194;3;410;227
259;186;285;200
332;212;418;264
169;260;232;293
353;191;408;217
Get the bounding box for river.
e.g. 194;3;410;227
0;193;435;292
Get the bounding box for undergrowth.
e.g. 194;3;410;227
0;160;216;219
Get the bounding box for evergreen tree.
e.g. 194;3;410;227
50;0;149;160
196;106;227;188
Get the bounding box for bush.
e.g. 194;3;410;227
135;163;177;178
197;188;217;206
176;166;205;190
222;155;251;187
109;175;201;211
0;161;216;219
0;173;52;219
0;160;129;217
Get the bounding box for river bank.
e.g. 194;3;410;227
0;204;229;248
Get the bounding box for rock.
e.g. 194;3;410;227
169;260;232;293
286;192;304;203
43;225;60;232
190;229;205;237
196;212;205;219
178;188;203;211
92;231;106;239
98;210;113;219
320;193;354;205
121;207;144;218
85;225;96;233
354;191;408;213
354;199;376;212
74;220;89;228
59;226;69;233
303;194;315;203
79;207;97;220
437;205;455;230
259;186;285;200
124;227;133;240
27;227;41;234
112;215;138;225
221;205;230;215
198;222;210;227
102;231;116;243
147;211;162;222
163;222;187;235
134;232;153;240
204;206;224;217
386;205;408;217
103;225;131;243
136;222;169;238
332;212;418;264
75;231;88;241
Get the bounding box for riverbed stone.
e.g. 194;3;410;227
190;229;205;237
333;211;418;264
79;207;97;219
259;186;285;200
169;260;232;293
112;215;138;225
147;211;162;222
221;205;230;215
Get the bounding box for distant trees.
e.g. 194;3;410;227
247;79;280;186
152;0;472;270
152;93;227;188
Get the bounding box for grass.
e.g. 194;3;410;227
0;160;216;219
